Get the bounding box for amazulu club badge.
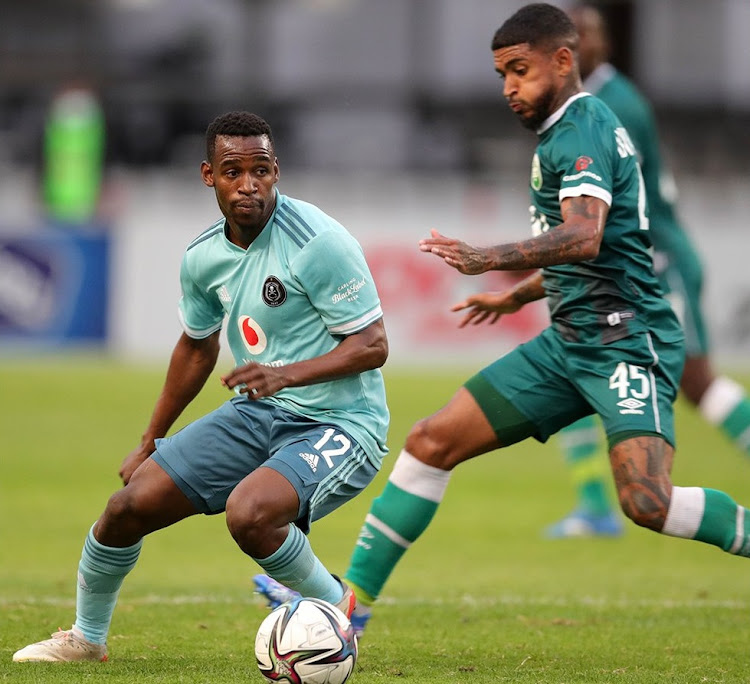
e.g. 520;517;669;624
530;153;543;191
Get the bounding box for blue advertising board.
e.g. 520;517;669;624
0;227;109;344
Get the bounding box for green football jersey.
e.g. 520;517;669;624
530;92;682;345
178;190;389;466
583;63;683;254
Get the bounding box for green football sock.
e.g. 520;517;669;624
74;525;143;645
345;450;451;602
558;416;612;516
663;486;750;557
700;376;750;454
254;523;343;605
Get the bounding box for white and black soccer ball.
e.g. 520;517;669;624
255;597;358;684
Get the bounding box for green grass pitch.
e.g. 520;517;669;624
2;355;750;683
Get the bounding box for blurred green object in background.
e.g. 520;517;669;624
43;87;105;225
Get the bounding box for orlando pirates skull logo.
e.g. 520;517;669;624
262;275;287;307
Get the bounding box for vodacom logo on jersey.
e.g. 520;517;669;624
237;315;268;355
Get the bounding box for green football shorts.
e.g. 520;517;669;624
465;326;685;450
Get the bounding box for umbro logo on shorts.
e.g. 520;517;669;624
617;398;646;414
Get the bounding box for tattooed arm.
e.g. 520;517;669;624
450;271;546;328
419;195;608;275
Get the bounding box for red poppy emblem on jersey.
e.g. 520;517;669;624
575;155;594;171
238;315;267;355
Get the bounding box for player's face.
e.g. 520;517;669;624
493;43;562;131
202;134;280;238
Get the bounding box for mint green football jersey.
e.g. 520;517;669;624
529;93;682;346
178;190;389;466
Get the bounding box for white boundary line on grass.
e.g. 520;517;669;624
3;594;748;610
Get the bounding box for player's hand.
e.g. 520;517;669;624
221;362;289;399
119;442;155;485
419;229;488;275
451;290;522;328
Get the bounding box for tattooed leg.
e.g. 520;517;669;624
611;436;750;557
609;436;673;532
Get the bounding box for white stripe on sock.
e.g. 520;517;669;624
388;450;451;503
730;506;745;554
736;426;750;451
662;486;705;538
365;513;411;549
699;376;745;425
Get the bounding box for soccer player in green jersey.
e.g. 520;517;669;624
340;2;750;636
545;3;750;539
13;111;389;662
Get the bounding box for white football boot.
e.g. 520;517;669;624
12;627;108;662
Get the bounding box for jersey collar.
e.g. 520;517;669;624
536;91;591;135
582;62;616;96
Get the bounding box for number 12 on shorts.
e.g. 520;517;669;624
314;428;352;468
609;362;651;415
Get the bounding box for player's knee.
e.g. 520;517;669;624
97;485;156;544
104;486;147;523
405;418;458;470
616;485;669;532
225;490;270;544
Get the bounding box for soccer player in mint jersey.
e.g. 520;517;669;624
544;3;750;539
342;2;750;637
13;111;389;662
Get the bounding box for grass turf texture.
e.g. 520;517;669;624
2;355;750;683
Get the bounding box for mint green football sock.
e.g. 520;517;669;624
345;450;451;602
74;525;143;645
558;416;613;516
254;524;343;605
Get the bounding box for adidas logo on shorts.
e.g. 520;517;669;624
299;452;319;472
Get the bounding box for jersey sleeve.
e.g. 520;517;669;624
292;230;383;336
552;120;615;207
177;252;224;339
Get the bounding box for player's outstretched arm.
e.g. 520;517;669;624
221;319;388;400
451;271;546;328
119;331;221;484
419;196;607;273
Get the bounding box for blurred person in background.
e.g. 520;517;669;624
13;111;388;662
543;2;750;539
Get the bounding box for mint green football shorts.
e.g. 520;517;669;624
151;395;377;533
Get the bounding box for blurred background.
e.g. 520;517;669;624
0;0;748;367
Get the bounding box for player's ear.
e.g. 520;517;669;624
201;160;215;188
273;158;280;183
554;46;574;77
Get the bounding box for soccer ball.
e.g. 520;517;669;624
255;597;358;684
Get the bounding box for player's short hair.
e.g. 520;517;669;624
492;3;578;53
205;111;274;161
